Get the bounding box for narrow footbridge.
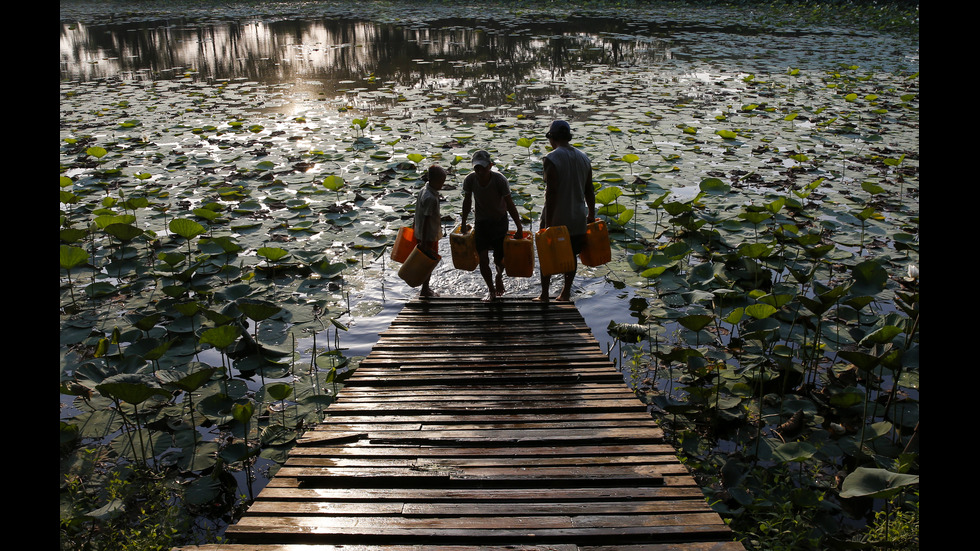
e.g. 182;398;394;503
177;297;745;551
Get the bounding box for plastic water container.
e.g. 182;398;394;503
390;226;416;263
503;230;534;277
535;225;575;276
450;224;479;271
398;245;441;287
579;219;611;267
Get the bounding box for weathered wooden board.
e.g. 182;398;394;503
174;298;744;551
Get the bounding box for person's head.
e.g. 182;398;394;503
546;120;572;143
472;150;493;174
427;164;447;190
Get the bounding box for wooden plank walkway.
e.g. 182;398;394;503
176;297;744;551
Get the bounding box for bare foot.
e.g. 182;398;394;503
420;288;439;298
533;294;550;303
495;273;505;296
482;292;497;302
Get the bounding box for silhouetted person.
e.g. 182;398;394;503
415;165;447;297
460;150;523;301
537;121;594;302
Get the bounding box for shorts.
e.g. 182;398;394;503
474;216;508;265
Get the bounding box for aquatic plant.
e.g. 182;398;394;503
60;245;89;309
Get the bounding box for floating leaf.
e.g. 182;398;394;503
238;299;282;322
311;260;347;278
183;476;223;505
850;260;889;295
323;175;345;191
103;223;143;242
264;382;293;402
861;181;886;195
231;400;255;425
840;467;919;499
595;186;623;206
615;208;634;226
745;303;778;319
257;246;289;262
169;218;206;240
193;208;220;221
678;314;713;332
96;373;168;405
160;367;219;392
838;350;880;372
699;177;730;195
260;423;297;446
94;214;137;229
723;307;745;325
859;325;903;346
199;325;240;350
772;441;817;463
641;266;668;278
60;245;89;271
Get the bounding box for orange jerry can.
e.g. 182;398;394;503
579;219;611;267
390;226;416;263
535;225;575;277
503;230;534;277
398;244;441;287
450;224;479;271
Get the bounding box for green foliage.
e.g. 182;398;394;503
862;494;919;549
60;245;89;271
168;218;205;240
60;465;210;550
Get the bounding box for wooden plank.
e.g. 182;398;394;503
221;514;733;543
285;443;684;458
253;485;708;500
241;499;712;516
193;297;743;551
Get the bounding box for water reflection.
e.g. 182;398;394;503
60;17;671;109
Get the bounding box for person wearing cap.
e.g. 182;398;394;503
537;120;595;302
460;150;524;301
413;164;447;298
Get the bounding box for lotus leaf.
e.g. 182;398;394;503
840;467;919;499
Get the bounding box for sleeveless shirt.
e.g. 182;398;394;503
543;145;592;236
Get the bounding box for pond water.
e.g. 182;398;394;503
59;2;918;357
